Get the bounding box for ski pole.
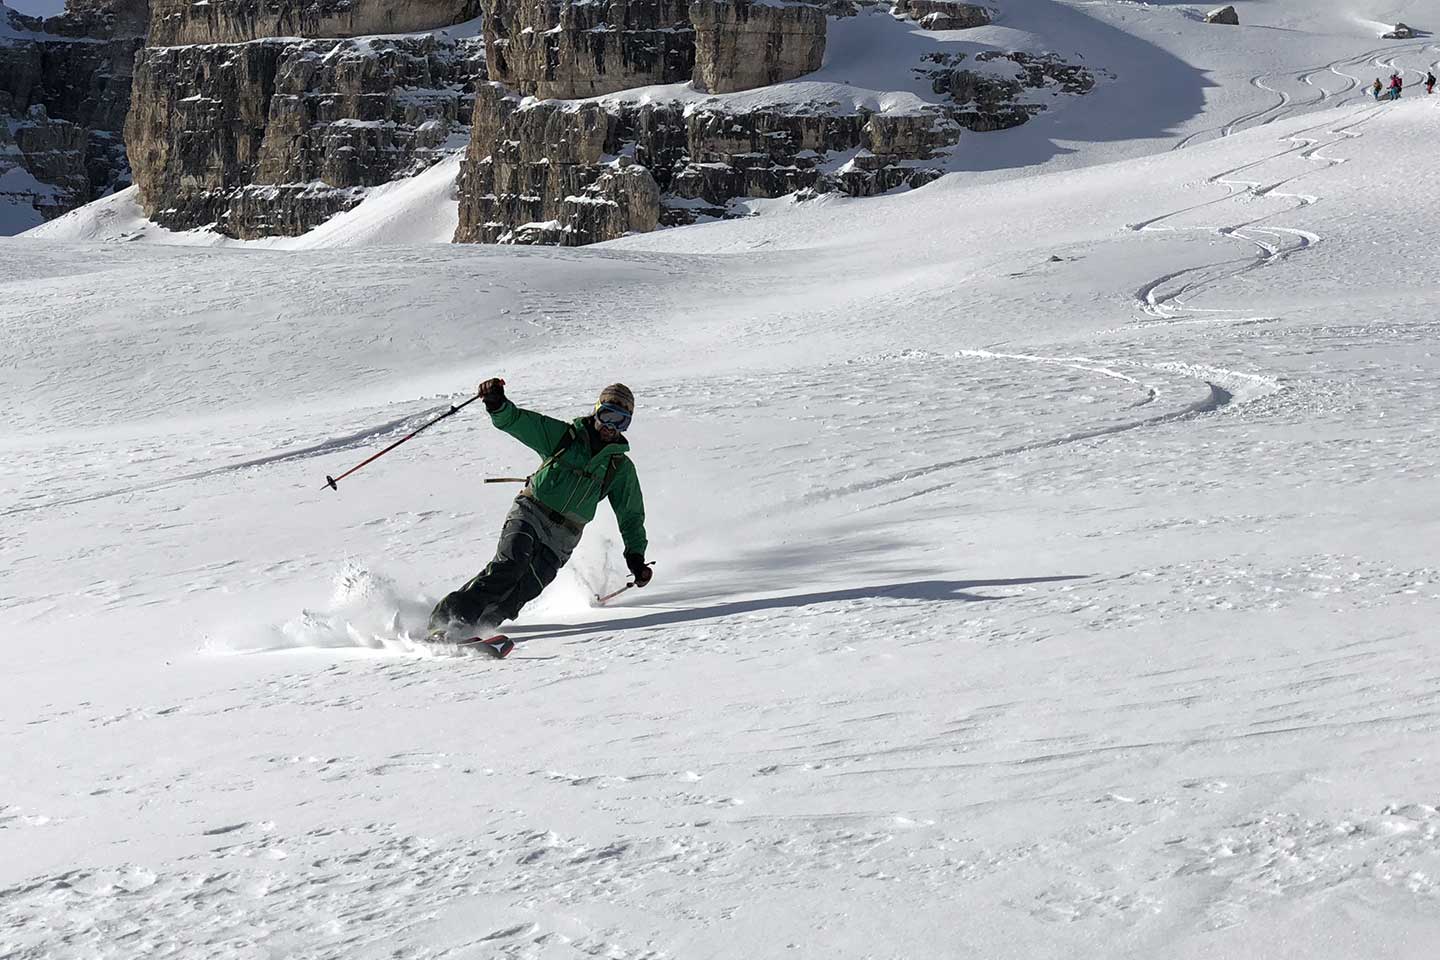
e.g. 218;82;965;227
596;563;655;605
596;583;635;605
484;477;528;484
324;392;485;491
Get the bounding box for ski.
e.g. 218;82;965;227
459;635;515;659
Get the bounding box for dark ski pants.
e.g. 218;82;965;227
429;499;578;630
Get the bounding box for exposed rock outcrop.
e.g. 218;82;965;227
480;0;695;99
126;34;485;237
453;0;1104;247
892;0;991;31
1381;23;1415;40
112;0;1099;246
916;50;1097;131
453;84;662;244
46;0;150;37
454;78;961;243
147;0;482;46
1205;6;1238;25
1;104;90;220
0;0;145;225
691;0;826;93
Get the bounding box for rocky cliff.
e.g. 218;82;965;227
690;0;825;94
1;0;145;226
452;85;664;244
453;76;961;245
482;0;695;99
108;0;1097;245
892;0;991;31
453;1;1098;247
126;33;485;237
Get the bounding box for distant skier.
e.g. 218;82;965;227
1389;73;1403;100
1426;71;1436;95
427;380;651;644
1371;78;1384;100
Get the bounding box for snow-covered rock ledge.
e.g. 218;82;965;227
454;2;1099;246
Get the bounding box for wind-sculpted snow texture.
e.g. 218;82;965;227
6;1;1440;957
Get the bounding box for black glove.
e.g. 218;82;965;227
477;377;507;413
625;552;652;587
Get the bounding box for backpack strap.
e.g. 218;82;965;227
599;454;624;500
532;426;625;498
530;425;579;483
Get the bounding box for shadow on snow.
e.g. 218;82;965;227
513;575;1089;642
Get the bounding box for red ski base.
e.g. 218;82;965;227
460;635;514;659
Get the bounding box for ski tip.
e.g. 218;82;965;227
461;635;514;659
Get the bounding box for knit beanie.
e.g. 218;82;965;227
597;383;635;415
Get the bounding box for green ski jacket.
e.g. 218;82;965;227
491;400;648;554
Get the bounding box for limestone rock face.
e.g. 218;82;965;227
1381;23;1415;40
0;1;145;225
892;0;990;31
147;0;482;46
1205;5;1238;25
48;0;151;38
453;83;662;244
480;0;695;99
454;76;963;243
691;0;826;94
126;35;485;237
0;104;90;220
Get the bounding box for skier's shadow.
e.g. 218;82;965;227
512;575;1088;642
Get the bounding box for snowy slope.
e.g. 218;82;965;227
5;4;1440;959
6;89;1440;956
30;154;466;248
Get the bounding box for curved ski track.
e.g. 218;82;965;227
801;350;1287;512
1135;42;1439;328
808;44;1439;510
1171;42;1436;151
1133;107;1381;326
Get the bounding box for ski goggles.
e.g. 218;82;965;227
594;402;632;432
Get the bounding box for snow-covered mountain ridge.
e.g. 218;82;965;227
24;0;1440;247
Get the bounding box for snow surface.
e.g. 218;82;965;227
5;3;1440;958
33;154;465;248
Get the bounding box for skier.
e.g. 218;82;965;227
1371;78;1384;100
1389;73;1403;100
1426;71;1436;95
426;380;652;649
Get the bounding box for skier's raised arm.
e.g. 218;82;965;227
478;378;570;457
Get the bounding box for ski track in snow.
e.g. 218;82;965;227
1132;106;1382;328
1170;41;1436;151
